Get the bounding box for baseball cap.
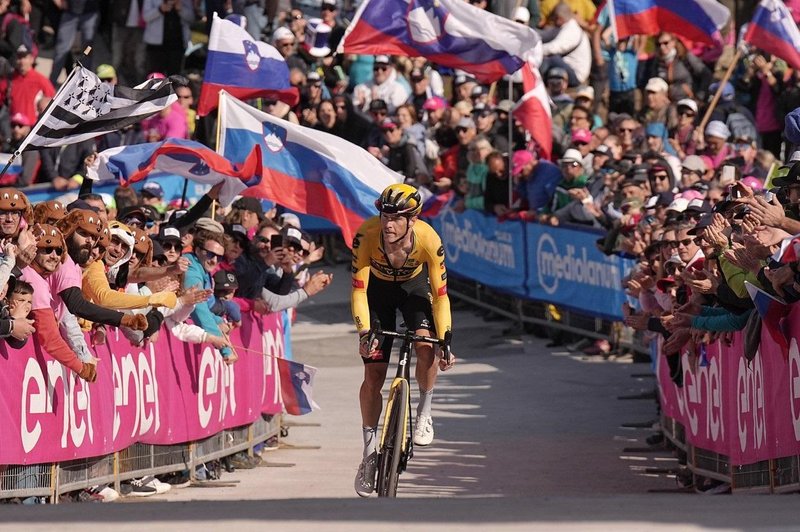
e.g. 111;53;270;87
213;270;239;290
687;213;714;235
9;112;31;127
369;99;388;112
709;81;735;102
453;72;477;86
195;217;224;234
682;155;707;174
513;6;530;23
422;96;448;111
547;67;568;80
232;196;265;219
666;198;689;213
512;150;535;177
559;148;583;164
278;213;301;228
472;102;493;116
575;86;595;101
676;98;698;114
141;181;164;199
321;0;337;8
496;100;514;113
685;198;711;214
457;117;476;129
96;64;116;80
272;26;295;42
645;191;674;210
306;71;322;83
571;128;592;144
16;44;31;56
281;225;303;249
374;55;391;65
471;85;487;97
592;144;611;156
705;120;731;140
158;225;183;243
645;77;669;93
409;68;425;81
380;117;399;129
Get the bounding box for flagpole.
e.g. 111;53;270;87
698;48;743;133
507;75;513;210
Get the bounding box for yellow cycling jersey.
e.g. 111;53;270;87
350;216;451;339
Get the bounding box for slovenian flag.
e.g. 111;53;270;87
512;62;553;161
609;0;730;45
217;91;402;245
745;281;791;358
197;13;299;116
88;139;264;207
276;358;319;416
744;0;800;70
339;0;542;83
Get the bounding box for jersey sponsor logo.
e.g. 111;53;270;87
351;266;359;274
437;285;447;296
352;232;363;249
352;279;365;289
437;245;444;257
439;261;445;270
441;272;447;281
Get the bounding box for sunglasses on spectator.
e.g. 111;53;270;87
383;127;397;133
562;161;581;168
373;66;389;72
669;238;693;248
679;110;695;117
618;127;634;133
41;246;63;256
162;242;181;251
652;173;669;181
203;248;223;261
570;115;588;121
734;141;752;150
456;127;470;133
573;141;588;147
658;40;673;47
371;110;387;117
11;123;26;129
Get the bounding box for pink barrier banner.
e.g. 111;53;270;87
657;307;800;465
0;312;284;465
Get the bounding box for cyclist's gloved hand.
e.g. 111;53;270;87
359;331;381;359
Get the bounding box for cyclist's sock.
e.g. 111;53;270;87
362;426;378;458
417;388;433;418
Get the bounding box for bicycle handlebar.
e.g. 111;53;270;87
368;320;453;364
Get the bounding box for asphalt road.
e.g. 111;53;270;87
2;263;799;531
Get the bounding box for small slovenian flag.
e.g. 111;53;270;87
276;358;320;416
744;0;800;70
745;281;791;358
609;0;731;46
197;13;299;116
339;0;542;83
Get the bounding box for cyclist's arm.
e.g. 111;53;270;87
425;234;452;341
350;230;371;334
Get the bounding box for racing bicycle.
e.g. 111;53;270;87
366;322;452;498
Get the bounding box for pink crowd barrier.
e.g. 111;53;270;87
657;307;800;466
0;312;285;465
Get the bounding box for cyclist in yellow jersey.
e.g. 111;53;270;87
351;183;454;497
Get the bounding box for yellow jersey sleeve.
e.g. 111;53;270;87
350;218;376;333
418;222;452;340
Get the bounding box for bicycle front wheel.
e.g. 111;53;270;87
376;380;410;497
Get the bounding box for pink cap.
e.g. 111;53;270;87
571;128;592;144
741;176;764;191
422;96;448;111
9;112;31;127
677;189;704;201
512;150;535;176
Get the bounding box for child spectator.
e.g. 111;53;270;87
212;270;242;328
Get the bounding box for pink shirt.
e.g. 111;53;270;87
755;76;781;133
46;256;83;320
20;266;53;312
140;102;188;141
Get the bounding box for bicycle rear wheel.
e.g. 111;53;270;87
376;380;409;497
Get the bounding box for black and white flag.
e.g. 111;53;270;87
17;66;177;152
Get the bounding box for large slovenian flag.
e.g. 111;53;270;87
197;13;299;116
745;281;791;358
87;139;264;207
610;0;730;45
218;91;402;244
512;62;553;161
744;0;800;70
338;0;542;83
276;358;320;416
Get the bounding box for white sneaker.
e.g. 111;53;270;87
354;452;377;497
413;415;434;446
141;476;171;494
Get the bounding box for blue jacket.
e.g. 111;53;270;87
519;160;562;212
183;253;232;358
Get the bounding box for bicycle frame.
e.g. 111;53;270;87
379;333;414;457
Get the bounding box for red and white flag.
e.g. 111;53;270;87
512;62;552;161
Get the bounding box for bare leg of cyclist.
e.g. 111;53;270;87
360;363;389;456
413;333;437;446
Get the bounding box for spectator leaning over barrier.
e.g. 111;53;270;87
21;225;96;382
184;229;236;364
512;149;563;221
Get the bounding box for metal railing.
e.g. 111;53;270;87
0;414;281;503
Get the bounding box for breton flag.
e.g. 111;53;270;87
17;66;176;152
217;91;402;244
609;0;731;45
339;0;542;82
745;281;791;358
197;13;299;116
276;358;320;416
87;139;264;207
512;62;553;160
744;0;800;70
